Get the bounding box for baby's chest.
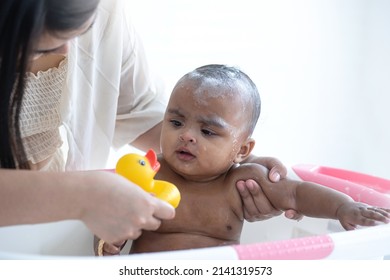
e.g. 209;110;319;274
159;184;244;240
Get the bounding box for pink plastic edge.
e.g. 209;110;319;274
292;164;390;208
233;235;334;260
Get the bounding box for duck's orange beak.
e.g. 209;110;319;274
145;149;160;173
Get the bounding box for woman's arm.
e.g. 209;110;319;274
0;169;174;244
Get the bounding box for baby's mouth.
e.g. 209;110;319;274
176;149;195;160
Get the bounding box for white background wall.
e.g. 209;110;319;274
2;1;389;258
2;0;389;258
122;0;389;179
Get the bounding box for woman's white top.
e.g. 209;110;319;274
21;0;166;171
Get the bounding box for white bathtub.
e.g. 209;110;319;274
1;213;390;259
1;166;389;260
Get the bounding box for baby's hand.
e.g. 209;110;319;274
336;202;390;230
102;240;127;256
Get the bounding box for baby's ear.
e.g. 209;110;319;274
234;138;255;163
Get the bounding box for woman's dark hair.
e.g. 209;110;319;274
0;0;99;168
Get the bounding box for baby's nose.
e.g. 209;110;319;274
179;131;196;143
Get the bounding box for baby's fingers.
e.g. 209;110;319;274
361;207;390;224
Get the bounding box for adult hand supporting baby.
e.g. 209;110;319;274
237;155;303;222
237;180;302;221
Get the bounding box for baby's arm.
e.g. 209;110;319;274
232;164;390;229
293;180;390;229
232;163;349;216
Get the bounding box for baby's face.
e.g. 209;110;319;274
161;80;250;182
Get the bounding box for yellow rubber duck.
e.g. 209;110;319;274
116;149;181;208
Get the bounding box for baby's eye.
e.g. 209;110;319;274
201;129;216;136
170;120;182;127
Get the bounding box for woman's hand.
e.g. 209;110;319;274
237;179;282;221
80;171;175;244
237;179;303;221
237;156;303;222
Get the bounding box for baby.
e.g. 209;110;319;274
98;64;390;255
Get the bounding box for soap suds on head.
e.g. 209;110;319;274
173;64;261;137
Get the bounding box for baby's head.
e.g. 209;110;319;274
161;64;261;181
176;64;260;136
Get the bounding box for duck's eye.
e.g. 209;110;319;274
139;160;146;166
